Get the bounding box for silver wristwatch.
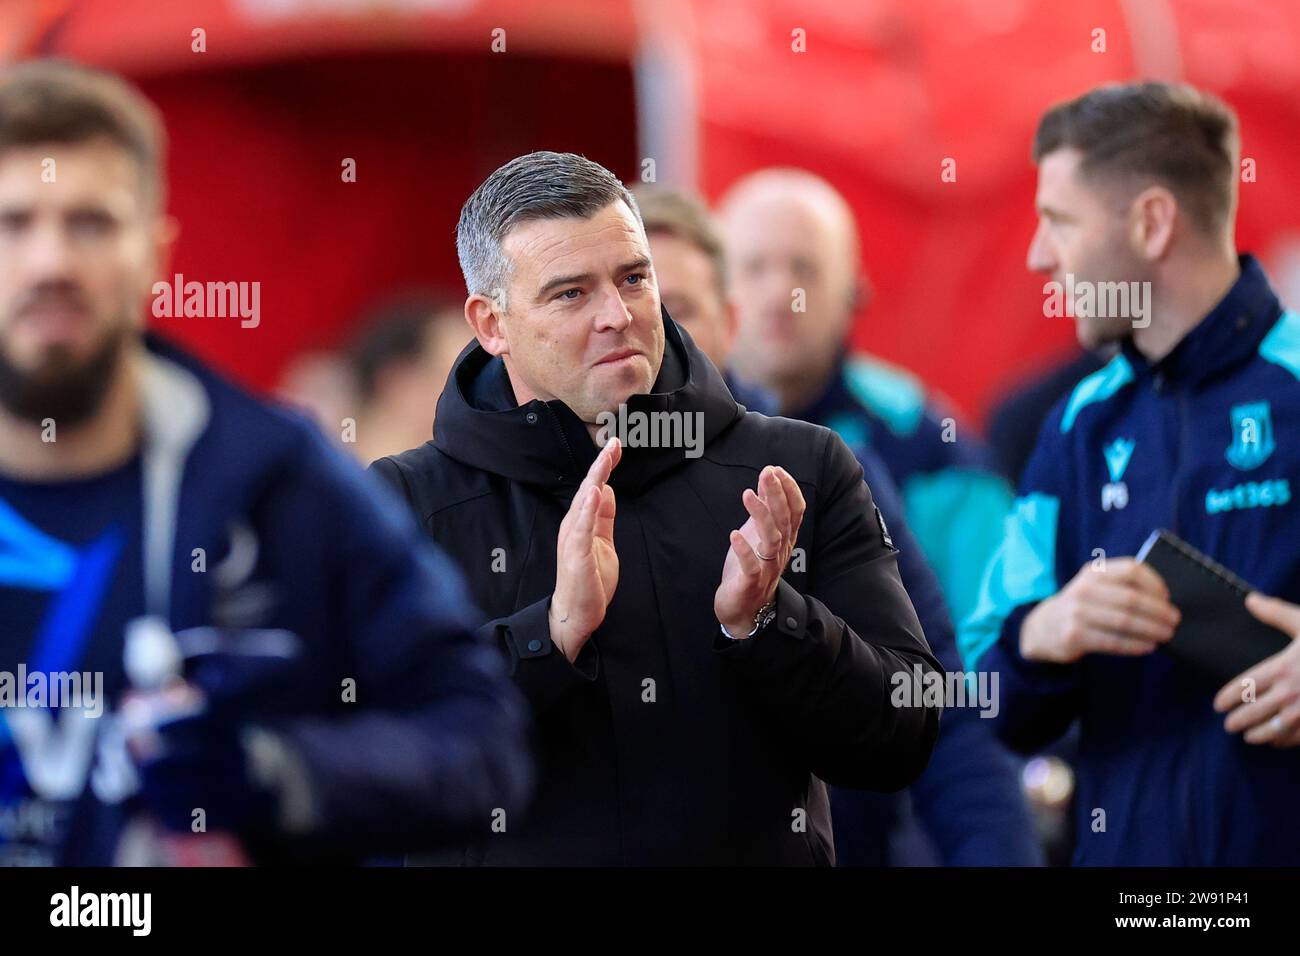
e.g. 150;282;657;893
720;599;778;641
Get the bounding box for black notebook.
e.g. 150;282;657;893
1136;529;1290;686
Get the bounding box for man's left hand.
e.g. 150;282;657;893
714;465;806;639
1213;593;1300;747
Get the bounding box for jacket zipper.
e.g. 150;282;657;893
541;403;581;486
1166;383;1192;536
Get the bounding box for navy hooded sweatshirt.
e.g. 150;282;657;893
0;335;531;865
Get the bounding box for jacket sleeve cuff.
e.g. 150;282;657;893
244;726;322;837
999;602;1078;688
490;596;600;712
712;578;806;656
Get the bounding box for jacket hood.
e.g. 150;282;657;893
432;306;744;494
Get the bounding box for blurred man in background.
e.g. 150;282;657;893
273;296;471;462
962;81;1300;864
273;349;358;447
640;184;1039;865
343;294;470;463
0;59;530;865
630;186;775;414
718;169;1011;630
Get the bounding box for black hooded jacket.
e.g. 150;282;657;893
371;310;942;865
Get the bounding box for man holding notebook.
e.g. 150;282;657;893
960;81;1300;864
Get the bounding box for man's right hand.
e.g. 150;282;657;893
550;438;622;663
1020;557;1180;664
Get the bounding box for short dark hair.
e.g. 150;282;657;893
456;151;641;308
633;185;728;302
1032;82;1239;235
0;58;166;209
347;295;461;402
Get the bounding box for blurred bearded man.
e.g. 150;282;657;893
0;60;529;866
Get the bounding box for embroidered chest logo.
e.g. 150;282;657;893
1206;401;1288;513
1225;401;1275;471
1101;437;1134;511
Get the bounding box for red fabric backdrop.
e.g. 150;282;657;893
6;0;1298;423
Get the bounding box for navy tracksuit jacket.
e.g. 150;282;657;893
962;255;1300;865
